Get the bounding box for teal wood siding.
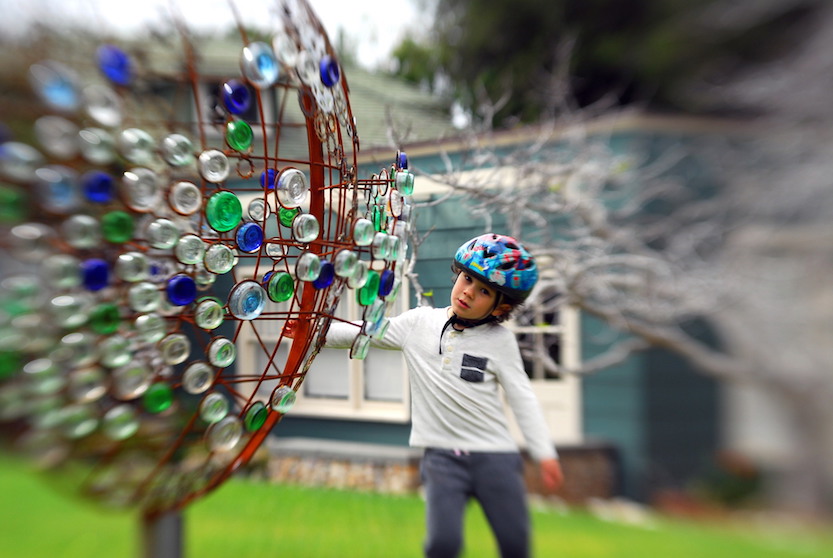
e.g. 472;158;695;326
644;348;720;491
581;313;720;501
272;417;411;446
409;196;508;308
580;313;649;499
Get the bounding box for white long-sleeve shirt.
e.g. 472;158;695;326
324;306;557;461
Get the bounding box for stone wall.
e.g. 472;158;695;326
255;438;619;503
266;454;421;494
259;438;422;495
523;442;621;503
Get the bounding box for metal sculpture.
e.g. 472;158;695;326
0;0;413;517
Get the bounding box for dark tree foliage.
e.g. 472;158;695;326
393;0;822;125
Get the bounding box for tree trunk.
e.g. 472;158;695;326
767;393;833;516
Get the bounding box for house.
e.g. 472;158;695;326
261;65;726;504
0;31;735;507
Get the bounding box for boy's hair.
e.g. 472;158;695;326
492;299;523;323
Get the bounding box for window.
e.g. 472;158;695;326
505;289;584;444
193;81;277;143
514;288;563;380
235;269;411;423
205;82;261;125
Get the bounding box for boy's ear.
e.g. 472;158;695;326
491;303;514;317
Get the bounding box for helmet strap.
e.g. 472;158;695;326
438;294;504;355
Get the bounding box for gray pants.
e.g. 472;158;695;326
421;448;530;558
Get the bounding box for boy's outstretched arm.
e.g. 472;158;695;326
540;458;564;491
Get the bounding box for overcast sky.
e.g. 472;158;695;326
1;0;427;69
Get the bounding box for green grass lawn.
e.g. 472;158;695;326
1;454;830;558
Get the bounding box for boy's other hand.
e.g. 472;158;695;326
540;458;564;492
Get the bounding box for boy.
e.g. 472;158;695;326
290;233;563;558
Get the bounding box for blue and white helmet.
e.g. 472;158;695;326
453;233;538;302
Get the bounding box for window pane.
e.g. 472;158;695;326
363;349;404;402
303;348;349;399
206;82;262;124
252;342;288;402
516;289;562;380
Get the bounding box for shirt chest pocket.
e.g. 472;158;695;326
460;354;488;383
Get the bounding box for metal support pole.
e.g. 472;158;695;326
141;510;183;558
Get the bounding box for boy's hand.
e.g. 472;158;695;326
540;458;564;491
282;319;298;339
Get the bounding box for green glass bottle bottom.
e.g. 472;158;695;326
357;270;380;306
0;351;22;379
89;302;121;334
266;271;294;302
101;210;134;243
143;382;174;414
244;401;268;431
279;207;301;227
0;186;26;223
226;120;254;151
206;191;243;232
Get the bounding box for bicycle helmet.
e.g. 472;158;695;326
453;233;538;303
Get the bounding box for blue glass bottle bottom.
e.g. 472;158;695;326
166;274;197;306
81;258;109;291
222;79;251;115
236;222;264;253
82;170;114;203
312;260;335;289
97;44;132;86
379;269;396;297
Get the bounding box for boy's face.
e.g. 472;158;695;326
450;272;506;321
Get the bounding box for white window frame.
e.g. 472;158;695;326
505;304;583;445
235;265;411;424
